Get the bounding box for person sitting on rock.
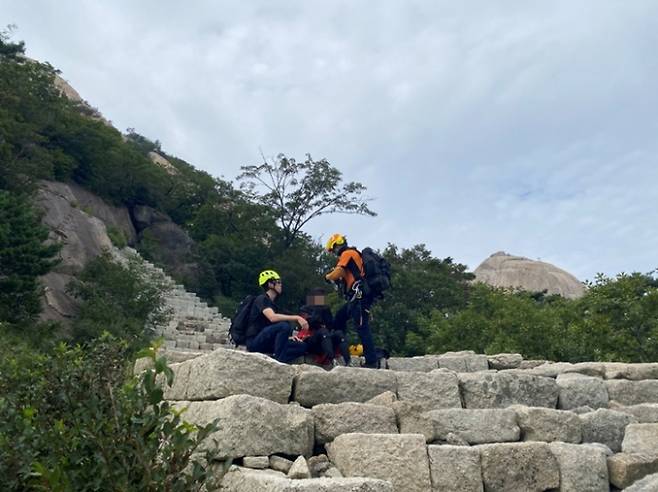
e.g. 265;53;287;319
244;270;309;363
298;287;350;366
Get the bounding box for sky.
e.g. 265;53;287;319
3;1;658;281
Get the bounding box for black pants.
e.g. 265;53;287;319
334;300;377;366
305;327;350;364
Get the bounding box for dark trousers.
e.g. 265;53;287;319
246;322;291;361
305;327;350;364
334;301;377;366
246;322;310;364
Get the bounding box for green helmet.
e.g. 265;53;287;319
258;269;281;287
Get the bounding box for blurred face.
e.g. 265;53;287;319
306;294;326;306
272;279;282;294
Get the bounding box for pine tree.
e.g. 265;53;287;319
0;191;60;324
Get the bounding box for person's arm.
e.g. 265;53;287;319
325;266;346;282
262;307;309;330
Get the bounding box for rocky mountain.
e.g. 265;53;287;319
473;251;587;299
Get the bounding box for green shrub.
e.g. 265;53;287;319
0;333;219;491
106;225;128;248
68;253;170;351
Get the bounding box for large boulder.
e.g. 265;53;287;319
548;442;609;492
580;408;638;452
625;472;658;491
458;372;559;409
511;405;582;443
603;363;658;380
438;351;489;372
622;423;658;455
387;356;439;372
164;348;295;404
327;433;432;492
607;453;658;489
172;395;313;459
473;251;586;299
606;380;658;406
293;367;397;407
218;466;393;491
427;445;484;492
390;401;434;442
394;369;461;411
486;353;523;370
477;442;560;492
428;408;520;444
556;373;609;410
609;403;658;423
311;403;398;444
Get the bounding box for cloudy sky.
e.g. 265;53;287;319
4;1;658;280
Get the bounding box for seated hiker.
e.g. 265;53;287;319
298;288;350;366
244;269;309;363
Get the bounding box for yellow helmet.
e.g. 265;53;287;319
325;233;346;252
258;269;281;287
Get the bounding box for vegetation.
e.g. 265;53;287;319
0;333;219;491
0;191;60;324
239;153;375;248
67;253;170;352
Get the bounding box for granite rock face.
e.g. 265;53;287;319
607;453;658;489
580;408;638;452
549;442;608;492
556;373;609;410
473;251;586;299
164;348;295;403
36;180;127;321
427;445;483;492
327;433;432;492
311;402;398;444
293;367;397;407
477;442;560;492
622;423;658;455
428;408;520;444
172;395;313;459
219;466;393;491
458;372;559;409
394;369;461;411
511;405;582;443
387;356;439;372
606;380;658;406
438;351;489;372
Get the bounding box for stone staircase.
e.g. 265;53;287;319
140;347;658;491
112;247;231;352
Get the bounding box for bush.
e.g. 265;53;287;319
0;333;219;491
68;253;170;351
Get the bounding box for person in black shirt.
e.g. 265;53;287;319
244;270;309;362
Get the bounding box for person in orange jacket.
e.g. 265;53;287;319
325;233;378;368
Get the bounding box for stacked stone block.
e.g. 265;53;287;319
142;346;658;490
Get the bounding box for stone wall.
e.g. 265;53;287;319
143;348;658;490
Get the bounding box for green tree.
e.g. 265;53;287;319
239;153;376;248
0;191;60;324
371;244;474;355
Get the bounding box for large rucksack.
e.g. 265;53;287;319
360;247;391;300
228;295;256;346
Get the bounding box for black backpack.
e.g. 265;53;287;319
229;295;256;345
361;247;391;300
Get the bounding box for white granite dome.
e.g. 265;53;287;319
473;251;586;299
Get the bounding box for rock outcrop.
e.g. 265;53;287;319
138;348;658;490
473;251;586;299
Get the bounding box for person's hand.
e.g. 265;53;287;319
297;316;309;330
290;334;303;343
